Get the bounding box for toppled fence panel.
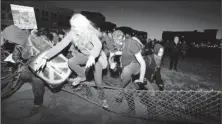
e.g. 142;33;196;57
62;84;221;124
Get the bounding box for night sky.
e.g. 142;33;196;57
46;1;221;39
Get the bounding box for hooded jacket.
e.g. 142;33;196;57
144;43;164;82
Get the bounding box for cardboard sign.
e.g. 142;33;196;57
10;4;37;29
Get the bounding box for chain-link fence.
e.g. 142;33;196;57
62;83;221;124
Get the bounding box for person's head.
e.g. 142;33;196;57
112;30;125;46
36;28;52;41
153;43;164;57
125;34;131;38
108;31;113;38
174;36;179;44
69;13;101;43
102;31;107;37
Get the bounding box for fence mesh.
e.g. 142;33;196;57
62;82;221;124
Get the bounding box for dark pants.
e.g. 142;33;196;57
20;67;45;105
32;77;45;105
170;55;179;70
153;68;164;91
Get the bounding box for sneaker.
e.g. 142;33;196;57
69;77;86;86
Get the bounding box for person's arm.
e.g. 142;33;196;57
89;35;102;59
135;52;146;82
130;41;146;82
45;32;72;60
12;45;23;63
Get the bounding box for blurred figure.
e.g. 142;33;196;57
142;38;152;56
144;43;165;91
51;31;59;45
101;30;122;77
125;33;131;38
107;31;113;38
168;36;182;71
101;31;115;56
1;31;4;46
181;40;188;58
36;28;53;44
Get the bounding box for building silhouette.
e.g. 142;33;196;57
162;29;218;44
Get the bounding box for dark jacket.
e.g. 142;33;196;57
168;41;182;57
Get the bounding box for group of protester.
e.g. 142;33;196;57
1;13;185;115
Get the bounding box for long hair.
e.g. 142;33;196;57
69;13;101;46
70;13;102;81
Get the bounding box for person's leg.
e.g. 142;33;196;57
169;55;173;70
116;63;135;103
155;68;164;91
94;62;108;108
29;76;45;116
174;56;179;71
32;77;45;106
68;53;88;85
20;67;44;114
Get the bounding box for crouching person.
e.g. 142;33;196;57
144;43;164;91
34;13;109;108
2;25;50;115
112;30;146;115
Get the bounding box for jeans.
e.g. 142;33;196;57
68;52;105;100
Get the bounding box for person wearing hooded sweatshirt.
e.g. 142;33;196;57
144;43;164;91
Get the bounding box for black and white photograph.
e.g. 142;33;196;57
1;0;221;124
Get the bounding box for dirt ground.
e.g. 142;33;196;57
103;56;221;91
161;56;221;91
1;56;221;124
